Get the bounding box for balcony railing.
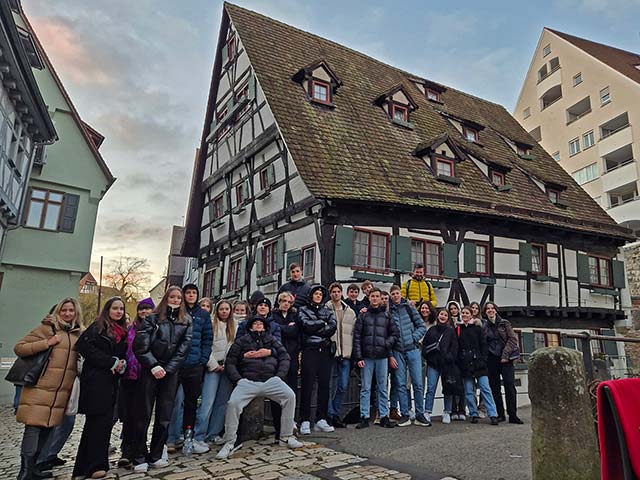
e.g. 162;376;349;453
541;95;562;111
536;65;561;84
566;108;592;125
608;195;639;210
600;123;631;141
605;158;635;173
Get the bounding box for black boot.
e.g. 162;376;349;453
18;454;52;480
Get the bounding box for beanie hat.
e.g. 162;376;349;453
182;283;200;296
308;284;328;305
255;297;272;310
247;314;270;331
137;297;155;310
249;289;266;308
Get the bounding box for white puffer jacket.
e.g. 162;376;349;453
207;318;238;371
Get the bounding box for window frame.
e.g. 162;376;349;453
203;268;217;298
310;79;332;105
235;183;245;206
523;107;531;119
426;88;441;102
552;151;561;162
463;126;479;142
216;106;230;139
301;243;316;280
587;254;613;288
531;243;547;275
547;188;561;204
573;72;583;86
543;44;551;57
390;102;409;122
582;130;595;149
533;329;560;347
569;137;581;156
352;228;391;273
226;33;236;64
262;240;278;276
600;86;611;106
474;241;491;276
435;156;455;177
491;170;505;186
213;194;225;219
235;83;251;117
410;238;443;278
24;188;64;231
227;256;242;292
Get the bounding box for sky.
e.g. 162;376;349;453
21;0;640;288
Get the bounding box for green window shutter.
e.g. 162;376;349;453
442;243;459;279
287;249;301;268
521;332;535;354
221;44;229;65
334;226;354;266
602;329;618;357
213;267;222;297
390;235;411;272
242;180;250;202
248;75;256;100
463;241;476;273
577;253;590;284
208;201;214;223
519;242;532;272
210;115;217;133
266;163;276;187
256;247;264;278
59;193;80;233
561;337;576;349
276;237;285;270
238;256;247;288
612;260;626;288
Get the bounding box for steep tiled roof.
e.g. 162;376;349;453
548;28;640;86
224;3;632;241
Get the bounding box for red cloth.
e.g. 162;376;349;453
597;378;640;480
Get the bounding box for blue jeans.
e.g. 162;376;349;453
13;385;22;414
328;358;351;418
167;386;185;444
424;365;452;414
194;371;226;442
205;373;233;440
393;349;424;415
464;376;498;417
38;414;76;462
389;369;410;411
360;358;389;419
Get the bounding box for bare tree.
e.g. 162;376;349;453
104;256;151;303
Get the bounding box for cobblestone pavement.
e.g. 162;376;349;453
0;406;460;480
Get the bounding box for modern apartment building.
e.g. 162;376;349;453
515;27;640;237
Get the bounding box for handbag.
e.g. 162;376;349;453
423;333;444;355
65;377;80;415
5;326;56;386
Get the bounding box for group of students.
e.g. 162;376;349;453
11;262;523;480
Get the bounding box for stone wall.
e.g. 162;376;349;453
621;242;640;373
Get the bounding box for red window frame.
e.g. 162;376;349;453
259;168;270;190
547;188;561;204
390;102;409;122
435;157;455;177
301;243;316;280
491;171;505;186
217;106;230;139
235;183;245;205
474;241;490;276
262;241;278;276
531;243;547;275
410;238;443;277
588;255;612;288
426;89;440;102
203;268;216;298
228;257;242;291
226;34;236;63
213;194;225;219
310;79;331;105
533;330;561;347
235;84;250;117
463;126;479;142
352;228;391;273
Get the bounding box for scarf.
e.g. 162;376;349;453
111;321;126;343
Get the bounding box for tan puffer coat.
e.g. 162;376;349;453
15;316;81;427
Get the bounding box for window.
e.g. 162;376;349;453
534;331;560;348
475;242;490;275
213;194;225;219
235;84;251;117
16;27;43;70
590;329;603;355
228;257;242;291
537;64;548;81
262;241;278;276
600;86;611;105
236;184;245;205
411;239;442;276
582;131;595;149
203;268;216;298
426;89;440;102
549;57;560;71
25;189;63;230
531;244;546;274
609;187;637;207
491;171;505;186
226;34;236;63
588;255;612;287
435;158;455;177
572;163;599;185
547;188;560;204
569;138;581;156
353;229;388;271
463;126;479;142
411;240;424;270
217;107;230;138
543;44;551;57
302;245;315;280
311;80;330;104
523;107;531;119
259;165;275;191
573;73;583;86
391;103;409;122
552;151;561;162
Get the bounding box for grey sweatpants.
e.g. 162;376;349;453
223;377;295;444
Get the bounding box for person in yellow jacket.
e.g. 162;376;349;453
401;263;438;307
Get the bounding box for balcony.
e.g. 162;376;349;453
607;196;640;228
536;64;562;98
539;85;562;111
601;160;638;192
598;113;632;157
566;96;591;125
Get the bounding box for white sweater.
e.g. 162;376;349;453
207;318;238;371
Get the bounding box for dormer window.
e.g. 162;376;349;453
491;171;505;186
311;80;331;104
436;157;455;177
463;126;479;142
426;89;441;102
375;85;417;128
547;188;561;204
391;103;409;122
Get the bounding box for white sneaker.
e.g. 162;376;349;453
192;440;210;454
313;419;335;433
300;421;311;435
133;463;148;473
161;444;168;461
216;442;243;459
442;413;451;424
150;458;169;468
451;414;459;421
212;435;225;445
279;436;304;449
458;414;466;421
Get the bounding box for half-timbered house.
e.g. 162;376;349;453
182;4;634;385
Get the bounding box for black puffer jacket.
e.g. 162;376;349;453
133;308;193;375
298;285;337;351
277;279;312;309
457;321;488;378
353;305;399;360
270;307;300;355
224;317;290;383
422;322;458;371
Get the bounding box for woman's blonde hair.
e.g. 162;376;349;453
155;286;189;324
214;300;235;342
52;297;83;330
